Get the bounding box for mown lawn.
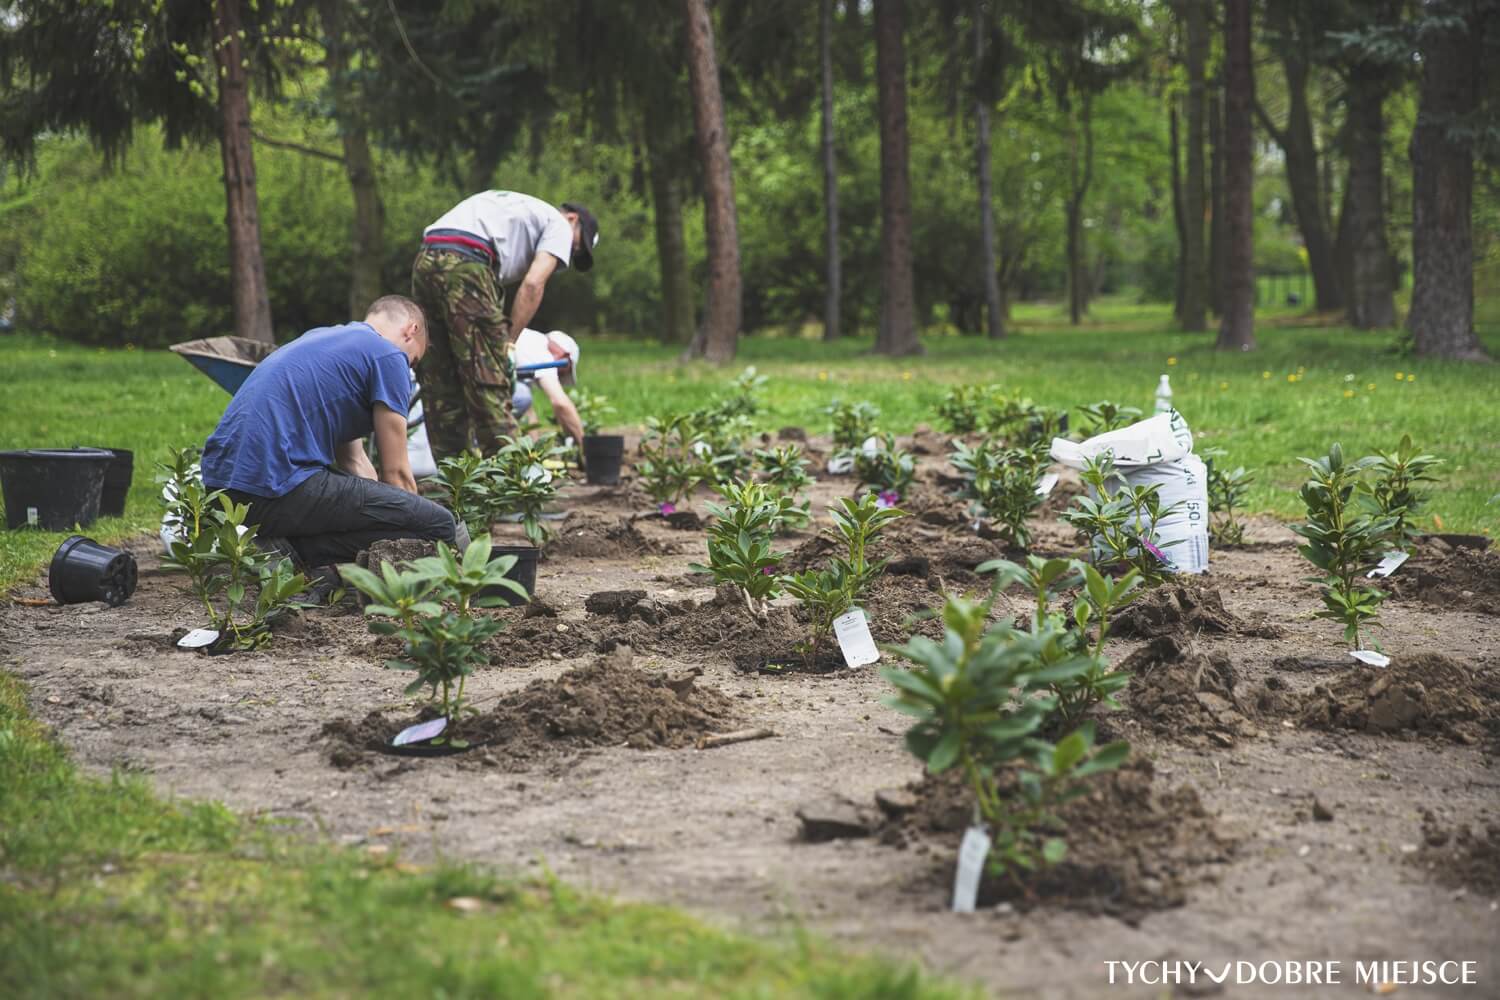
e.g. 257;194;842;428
2;296;1497;589
0;671;968;999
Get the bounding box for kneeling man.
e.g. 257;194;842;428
202;295;465;574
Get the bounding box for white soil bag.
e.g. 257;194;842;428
1050;410;1210;575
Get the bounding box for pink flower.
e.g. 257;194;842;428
1140;538;1168;563
659;502;676;516
761;566;774;575
876;490;900;509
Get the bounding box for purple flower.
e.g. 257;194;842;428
659;502;676;516
876;490;900;509
761;566;774;575
1140;538;1169;563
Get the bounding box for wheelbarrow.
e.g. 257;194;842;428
169;337;277;395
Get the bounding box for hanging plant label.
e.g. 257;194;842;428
1034;472;1059;497
1349;649;1391;668
952;825;992;913
392;717;448;747
177;627;220;650
826;455;854;475
832;608;879;668
1366;551;1409;579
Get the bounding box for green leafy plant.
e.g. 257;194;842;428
780;568;854;667
426;451;493;539
949;440;1050;547
825;399;881;452
637;413;704;510
1363;434;1442;553
690;411;756;487
935;384;996;434
571;386;616;437
1199;446;1255;546
883;593;1129;883
341;538;523;725
693;480;794;618
825;492;906;602
1293;443;1397;649
710;365;768;420
1077;400;1142;436
1060;454;1181;583
755;444;814;532
853;432;915;499
488;433;566;546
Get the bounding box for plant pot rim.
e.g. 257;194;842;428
0;447;115;461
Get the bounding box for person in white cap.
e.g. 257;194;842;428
510;327;585;447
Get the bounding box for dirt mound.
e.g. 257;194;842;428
1389;545;1500;617
877;758;1234;920
1119;634;1259;747
1112;580;1283;639
590;588;797;666
320;648;737;766
1297;654;1499;744
1414;810;1500;894
547;513;661;558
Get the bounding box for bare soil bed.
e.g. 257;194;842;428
3;431;1497;999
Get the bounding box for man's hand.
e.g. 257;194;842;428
336;439;379;480
372;402;418;494
540;378;586;446
506;251;561;342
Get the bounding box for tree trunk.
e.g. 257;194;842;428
213;0;273;343
680;0;742;363
820;0;843;341
973;0;1004;340
1342;63;1396;329
1170;103;1186;321
646;124;694;344
1208;84;1225;315
319;0;384;319
1180;0;1209;331
1217;0;1256;351
872;0;920;356
1257;54;1342;313
1407;4;1489;361
1065;93;1094;326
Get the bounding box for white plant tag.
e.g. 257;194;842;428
1350;649;1391;668
392;717;448;746
826;455;854;475
952;825;992;913
1366;551;1409;579
177;627;220;650
832;609;879;668
26;506;38;526
1035;472;1059;497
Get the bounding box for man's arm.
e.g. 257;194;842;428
538;378;586;445
336;439;378;480
505;252;561;340
372;402;418;494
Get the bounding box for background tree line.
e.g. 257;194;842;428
0;0;1496;360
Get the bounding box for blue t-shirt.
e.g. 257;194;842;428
202;322;412;498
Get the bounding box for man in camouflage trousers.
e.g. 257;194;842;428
411;190;600;460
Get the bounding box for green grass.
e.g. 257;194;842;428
2;295;1497;589
0;671;969;998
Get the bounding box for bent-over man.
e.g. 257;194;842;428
201;295;466;574
511;327;585;446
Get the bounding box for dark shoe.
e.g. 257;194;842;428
257;535;302;566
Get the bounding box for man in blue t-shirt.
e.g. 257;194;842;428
202;295;464;572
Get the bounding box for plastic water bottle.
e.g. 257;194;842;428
1154;374;1173;414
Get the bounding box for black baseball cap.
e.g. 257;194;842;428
561;202;599;272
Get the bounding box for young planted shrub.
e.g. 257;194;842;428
883;593;1129;883
1363;434;1442;553
1200;447;1255;546
853;433;915;502
637;413;703;511
488;433;566;546
935;383;995;434
949;440;1050;547
570;386;616;437
755;444;814;532
427;452;493;539
694;480;796;618
1077;400;1143;436
691;411;756;487
342;538;524;725
1294;444;1397;650
825;399;881;452
1060;454;1181;583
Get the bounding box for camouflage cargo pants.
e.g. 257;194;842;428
411;247;516;460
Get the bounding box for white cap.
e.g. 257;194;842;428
547;330;579;386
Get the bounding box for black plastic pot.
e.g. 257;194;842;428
48;535;138;607
582;434;625;485
96;448;134;518
486;544;539;606
0;448;114;530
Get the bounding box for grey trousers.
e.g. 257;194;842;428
229;469;462;568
